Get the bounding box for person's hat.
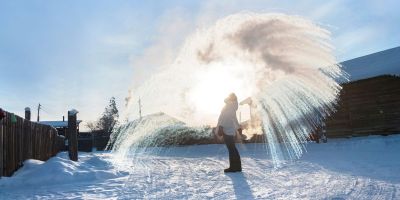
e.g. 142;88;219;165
225;93;237;103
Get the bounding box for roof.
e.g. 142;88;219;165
341;46;400;81
346;74;400;85
38;120;82;128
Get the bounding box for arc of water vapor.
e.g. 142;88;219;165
112;12;347;167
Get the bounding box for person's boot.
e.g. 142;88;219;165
224;161;242;173
224;167;241;173
224;167;236;173
233;166;242;172
232;161;242;172
234;167;242;172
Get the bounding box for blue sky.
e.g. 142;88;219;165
1;0;399;126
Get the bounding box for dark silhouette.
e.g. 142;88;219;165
226;173;255;199
217;93;242;172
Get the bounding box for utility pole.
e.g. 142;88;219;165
138;98;142;119
37;103;41;122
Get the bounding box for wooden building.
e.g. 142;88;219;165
325;75;400;137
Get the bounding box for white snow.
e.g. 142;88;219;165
1;135;400;199
341;46;400;81
68;109;79;116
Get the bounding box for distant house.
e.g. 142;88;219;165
39;119;82;137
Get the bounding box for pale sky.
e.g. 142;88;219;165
1;0;399;126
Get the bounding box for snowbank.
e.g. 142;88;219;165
0;152;126;188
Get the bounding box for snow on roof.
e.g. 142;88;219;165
341;46;400;81
38;120;82;128
68;109;79;116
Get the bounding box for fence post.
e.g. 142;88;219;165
68;109;78;161
24;107;31;162
24;107;31;121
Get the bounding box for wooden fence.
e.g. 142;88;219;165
78;131;111;152
0;111;65;177
325;75;400;137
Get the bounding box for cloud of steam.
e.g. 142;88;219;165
127;13;343;119
123;12;346;166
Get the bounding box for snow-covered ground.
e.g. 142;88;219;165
1;135;400;200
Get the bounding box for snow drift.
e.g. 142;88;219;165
0;152;123;188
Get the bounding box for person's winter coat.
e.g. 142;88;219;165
217;96;240;136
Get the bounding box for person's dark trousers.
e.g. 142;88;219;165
223;134;242;170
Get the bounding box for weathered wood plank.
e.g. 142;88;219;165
0;110;64;177
326;75;400;138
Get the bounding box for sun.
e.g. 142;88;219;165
187;62;252;125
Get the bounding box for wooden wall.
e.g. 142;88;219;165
325;75;400;137
0;111;65;177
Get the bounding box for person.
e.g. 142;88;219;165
216;93;242;173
